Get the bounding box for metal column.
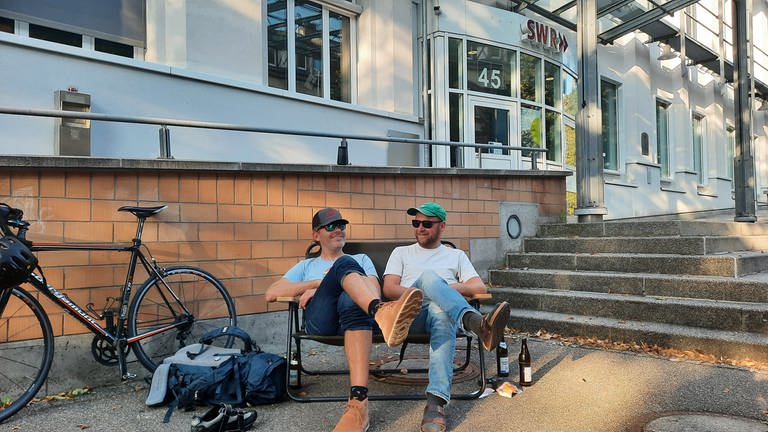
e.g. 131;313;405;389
732;0;756;222
575;0;607;222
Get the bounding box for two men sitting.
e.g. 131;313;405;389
265;202;510;432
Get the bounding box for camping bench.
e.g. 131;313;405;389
275;241;492;402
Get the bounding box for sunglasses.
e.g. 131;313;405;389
319;222;346;232
411;220;440;228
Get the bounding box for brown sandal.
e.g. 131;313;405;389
420;402;446;432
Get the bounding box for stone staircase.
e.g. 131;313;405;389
488;220;768;362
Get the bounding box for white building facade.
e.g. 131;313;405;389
0;0;767;219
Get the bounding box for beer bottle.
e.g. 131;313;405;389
518;338;532;386
496;339;510;377
289;352;301;388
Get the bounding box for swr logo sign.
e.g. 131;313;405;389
523;19;569;54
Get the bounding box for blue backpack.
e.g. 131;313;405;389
146;327;286;423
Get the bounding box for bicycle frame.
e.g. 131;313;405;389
25;217;193;379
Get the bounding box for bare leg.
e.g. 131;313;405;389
344;329;372;387
340;272;380;310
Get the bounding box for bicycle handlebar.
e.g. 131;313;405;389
0;203;30;241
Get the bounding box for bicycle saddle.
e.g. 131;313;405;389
117;205;167;218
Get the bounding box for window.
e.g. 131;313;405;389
449;38;463;90
0;1;145;51
564;122;576;167
29;23;81;47
474;105;510;156
544;61;561;108
600;79;619;171
449;93;464;166
521;104;542;157
267;0;353;102
0;16;13;33
467;41;515;96
267;0;288;90
545;110;562;162
655;100;670;178
562;72;577;117
692;114;705;184
726;126;735;180
520;53;542;102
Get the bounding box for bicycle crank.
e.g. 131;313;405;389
91;335;131;366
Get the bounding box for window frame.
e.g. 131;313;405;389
692;112;706;185
266;0;357;104
655;99;671;179
600;78;620;172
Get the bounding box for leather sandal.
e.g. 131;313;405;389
420;402;446;432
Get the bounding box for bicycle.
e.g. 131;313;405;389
0;203;237;422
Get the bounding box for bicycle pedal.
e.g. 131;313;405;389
121;372;137;381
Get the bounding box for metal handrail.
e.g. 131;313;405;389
0;106;547;166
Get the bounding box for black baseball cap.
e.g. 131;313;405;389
312;208;349;230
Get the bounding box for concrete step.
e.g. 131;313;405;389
523;235;768;255
488;268;768;303
505;308;768;363
490;287;768;334
537;220;768;238
504;251;768;277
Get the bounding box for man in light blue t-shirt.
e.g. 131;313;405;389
383;202;510;432
266;208;423;432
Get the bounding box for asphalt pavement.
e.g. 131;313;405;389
1;335;766;432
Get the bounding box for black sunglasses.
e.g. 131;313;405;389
319;222;346;232
411;220;439;228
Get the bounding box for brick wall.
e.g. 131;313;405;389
0;164;566;337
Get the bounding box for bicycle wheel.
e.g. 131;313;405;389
0;286;54;423
128;266;236;372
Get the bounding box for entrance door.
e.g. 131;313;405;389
466;97;518;169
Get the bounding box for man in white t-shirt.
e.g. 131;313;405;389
266;208;423;432
383;202;510;432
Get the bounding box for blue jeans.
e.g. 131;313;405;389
304;255;376;335
409;270;476;403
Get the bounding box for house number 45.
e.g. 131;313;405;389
478;67;502;89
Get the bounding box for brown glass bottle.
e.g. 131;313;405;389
518;338;532;386
496;339;509;377
289;352;301;388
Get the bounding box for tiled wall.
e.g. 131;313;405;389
0;167;566;337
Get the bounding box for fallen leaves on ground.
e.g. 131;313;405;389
29;387;93;405
509;329;768;372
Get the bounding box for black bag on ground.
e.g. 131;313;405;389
146;326;286;423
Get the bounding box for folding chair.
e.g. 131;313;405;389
275;241;491;402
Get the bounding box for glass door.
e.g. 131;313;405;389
467;97;518;169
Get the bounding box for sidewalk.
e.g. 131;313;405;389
2;336;766;432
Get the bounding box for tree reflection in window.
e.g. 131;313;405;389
521;104;542;157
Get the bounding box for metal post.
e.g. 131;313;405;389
337;138;349;165
575;0;607;222
158;125;172;159
732;0;756;222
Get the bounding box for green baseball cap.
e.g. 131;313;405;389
407;202;447;221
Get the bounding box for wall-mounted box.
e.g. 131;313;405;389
54;90;90;156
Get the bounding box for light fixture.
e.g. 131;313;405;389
657;44;678;61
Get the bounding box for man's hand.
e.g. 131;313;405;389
449;276;487;296
299;288;317;309
266;278;321;302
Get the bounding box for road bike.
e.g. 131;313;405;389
0;203;237;422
